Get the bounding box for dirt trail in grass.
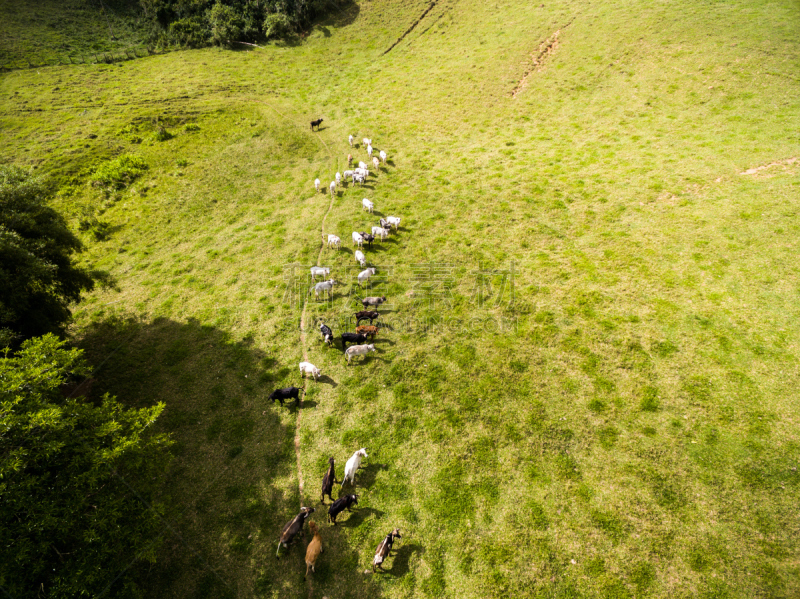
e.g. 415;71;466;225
511;18;575;98
252;98;336;506
382;0;440;55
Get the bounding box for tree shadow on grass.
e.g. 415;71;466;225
73;315;383;599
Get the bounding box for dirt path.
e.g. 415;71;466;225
383;0;440;56
252;98;336;506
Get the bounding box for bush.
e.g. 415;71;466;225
0;335;172;597
168;16;209;47
264;13;292;40
90;154;147;189
0;166;103;343
208;1;244;46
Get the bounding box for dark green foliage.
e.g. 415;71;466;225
0;166;104;343
141;0;352;45
0;335;172;598
90;154;147;189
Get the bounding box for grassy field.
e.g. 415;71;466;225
2;0;800;597
0;0;148;67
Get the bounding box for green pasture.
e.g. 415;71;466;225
1;0;799;597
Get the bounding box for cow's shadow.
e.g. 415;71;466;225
316;374;338;388
355;462;389;489
385;543;423;577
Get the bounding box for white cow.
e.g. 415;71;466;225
348;134;354;146
362;198;374;213
362;138;371;147
314;178;320;192
371;226;390;241
343;169;354;179
352;232;364;247
345;344;376;365
379;150;387;163
358;267;376;287
386;216;401;230
299;361;322;381
329;181;337;197
310;266;331;280
327;234;341;250
358;161;368;170
341;448;368;486
367;145;373;158
354;250;366;267
335;172;341;185
310;279;337;298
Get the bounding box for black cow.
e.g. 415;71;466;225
341;332;368;351
310;118;323;131
358;232;375;248
319;323;334;346
355;310;380;324
328;494;358;525
277;507;315;557
269;387;303;407
321;457;336;504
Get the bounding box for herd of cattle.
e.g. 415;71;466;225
272;130;403;577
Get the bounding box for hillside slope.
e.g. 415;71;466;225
1;0;800;597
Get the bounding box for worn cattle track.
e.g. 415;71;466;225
511;17;576;98
382;0;440;56
255;99;336;506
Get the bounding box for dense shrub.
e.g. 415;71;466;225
90;154;148;189
140;0;350;45
0;335;172;598
0;166;105;345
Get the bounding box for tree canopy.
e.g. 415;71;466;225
0;334;172;598
0;166;103;346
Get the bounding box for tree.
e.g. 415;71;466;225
0;166;105;346
0;334;172;598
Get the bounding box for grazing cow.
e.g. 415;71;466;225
352;173;365;186
299;361;321;381
321;456;336;503
314;178;320;192
335;172;341;185
379;217;390;229
341;448;367;487
348;134;354;146
328;494;358;525
345;343;376;364
343;169;354;181
358;232;375;248
379;150;387;163
372;226;390;242
372;156;380;170
358;267;376;287
352;231;364;247
269;387;303;407
355;310;380;324
347;153;353;166
327;234;341;250
362;138;372;147
341;332;368;351
362;198;374;213
304;521;323;580
310;279;337;298
367;145;373;158
386;216;401;230
373;529;402;572
356;325;378;339
277;507;315;557
310;266;330;280
358;161;368;170
311;118;323;131
319;323;334;346
354;250;366;267
329;181;337;197
361;296;387;309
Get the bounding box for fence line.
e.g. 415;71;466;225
0;45;176;72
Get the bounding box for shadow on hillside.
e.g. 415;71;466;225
73;315;384;599
315;0;361;31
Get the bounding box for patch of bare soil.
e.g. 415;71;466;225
739;157;798;177
511;19;574;98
